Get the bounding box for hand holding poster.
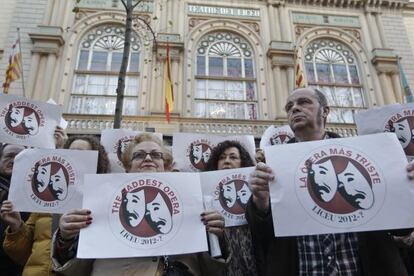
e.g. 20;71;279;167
355;103;414;161
173;133;256;172
8;149;98;214
264;133;414;236
200;167;255;227
77;172;208;258
0;94;62;148
100;129;163;172
259;125;294;149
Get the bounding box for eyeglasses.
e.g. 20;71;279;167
132;151;164;161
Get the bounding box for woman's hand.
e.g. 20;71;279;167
59;209;92;240
0;200;22;232
201;211;225;238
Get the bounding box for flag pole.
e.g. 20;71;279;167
16;27;26;97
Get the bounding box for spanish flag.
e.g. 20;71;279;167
164;43;174;123
295;53;305;89
3;38;22;94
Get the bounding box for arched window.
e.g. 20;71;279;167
194;32;257;120
69;25;141;115
304;39;364;123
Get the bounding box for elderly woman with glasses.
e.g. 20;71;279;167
52;133;228;276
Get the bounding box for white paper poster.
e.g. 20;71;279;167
101;129;163;172
8;149;98;214
173;133;256;172
77;172;208;258
0;94;62;148
259;125;294;149
355;103;414;161
264;133;414;236
200;167;255;227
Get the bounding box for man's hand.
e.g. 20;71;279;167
0;200;22;232
54;126;68;149
249;162;275;213
59;209;92;240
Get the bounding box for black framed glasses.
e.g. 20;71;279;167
132;151;164;161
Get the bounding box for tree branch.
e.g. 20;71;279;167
135;17;157;47
132;0;144;10
120;0;127;9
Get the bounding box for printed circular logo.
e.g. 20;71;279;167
113;135;135;167
214;173;251;225
384;110;414;160
270;132;293;145
295;146;385;228
26;155;76;209
1;102;45;137
110;176;182;248
186;139;213;171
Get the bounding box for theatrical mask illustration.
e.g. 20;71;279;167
389;117;414;157
190;143;212;170
219;179;251;214
32;162;69;201
121;187;173;237
307;157;374;211
5;104;40;135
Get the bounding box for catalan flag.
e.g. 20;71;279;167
164;43;174;122
3;38;22;94
294;50;305;89
398;59;413;103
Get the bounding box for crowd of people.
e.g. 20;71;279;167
1;86;414;275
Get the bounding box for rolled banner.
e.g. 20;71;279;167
203;195;222;258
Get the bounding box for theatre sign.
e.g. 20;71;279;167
187;4;260;19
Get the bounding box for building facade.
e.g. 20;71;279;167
0;0;413;139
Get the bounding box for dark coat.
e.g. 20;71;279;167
246;132;410;275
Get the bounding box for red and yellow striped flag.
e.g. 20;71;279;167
295;55;305;89
164;43;174;123
3;38;22;94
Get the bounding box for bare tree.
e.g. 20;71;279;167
74;0;156;128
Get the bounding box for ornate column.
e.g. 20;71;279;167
365;7;382;49
28;26;64;101
268;41;295;119
372;49;400;105
391;72;403;103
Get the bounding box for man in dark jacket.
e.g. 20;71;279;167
0;143;27;276
246;87;412;275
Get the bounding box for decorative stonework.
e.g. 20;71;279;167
292;12;360;28
77;0;153;13
295;25;361;42
371;48;399;74
29;26;65;55
155;33;183;62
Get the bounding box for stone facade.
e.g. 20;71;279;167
0;0;412;137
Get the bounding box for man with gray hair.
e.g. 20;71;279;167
247;87;413;275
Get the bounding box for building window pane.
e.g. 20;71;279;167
227;58;242;77
316;63;331;83
248;104;257;120
129;53;140;73
125;77;139;96
74;75;87;94
227;81;244;100
209;57;223;76
91;51;108;71
194;102;206;117
208;102;226;118
208;81;225;100
78;50;89;70
195;80;206;99
349;65;360;84
111;52;122;72
197;56;206;75
244;59;254;78
305;63;315;83
332;64;348;84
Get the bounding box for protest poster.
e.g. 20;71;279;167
77;172;208;258
8;148;98;214
0;94;62;148
259;125;294;149
200;167;255;227
355;103;414;161
264;133;414;236
173;133;256;172
101;129;163;172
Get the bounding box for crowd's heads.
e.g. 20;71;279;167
285;87;330;133
206;140;255;171
122;133;172;173
64;135;110;174
0;143;25;177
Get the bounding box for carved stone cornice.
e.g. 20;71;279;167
29;26;65;55
267;41;295;68
371;48;399;74
283;0;407;10
155;33;184;62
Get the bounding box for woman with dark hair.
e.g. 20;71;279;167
52;133;228;276
205;140;258;276
63;135;110;174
